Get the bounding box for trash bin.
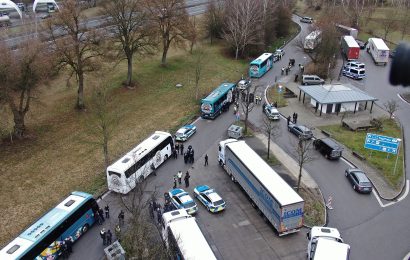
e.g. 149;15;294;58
104;241;126;260
227;124;243;139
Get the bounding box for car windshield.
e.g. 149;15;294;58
354;171;369;182
183;201;196;208
176;131;185;137
213;200;225;206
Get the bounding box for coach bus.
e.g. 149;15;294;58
0;191;98;260
107;131;174;194
201;82;236;119
249;53;274;78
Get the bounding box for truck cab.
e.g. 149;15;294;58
218;139;239;166
307;226;350;260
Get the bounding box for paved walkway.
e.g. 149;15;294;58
266;80;402;199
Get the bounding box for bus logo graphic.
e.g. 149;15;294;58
155;150;162;164
250;65;258;74
201;103;212;113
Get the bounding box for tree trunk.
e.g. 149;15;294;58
161;39;170;66
235;46;239;60
297;165;302;192
267;133;271;159
77;72;85;109
12;110;26;139
126;55;133;87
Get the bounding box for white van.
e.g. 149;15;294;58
307;226;350;260
302;75;325;85
367;38;389;66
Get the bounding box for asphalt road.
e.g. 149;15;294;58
248;15;410;260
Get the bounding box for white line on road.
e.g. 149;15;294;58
397;93;410;106
403;251;410;260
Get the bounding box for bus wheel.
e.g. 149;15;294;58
82;224;90;234
231;175;236;182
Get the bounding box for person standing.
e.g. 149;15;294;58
100;228;106;245
95;210;102;225
204;154;208;166
60;241;68;259
118;210;125;227
180;143;184;155
294;113;298;123
106;230;112;245
173;149;178;159
105;205;110;219
65;237;73;254
98;208;105;223
184;171;190;187
191;149;195;163
292;112;296;123
156;207;162;224
183;152;188;164
115;224;121;242
175;143;179;154
287;115;291;125
177;171;183;184
149;202;154;219
173;175;178;188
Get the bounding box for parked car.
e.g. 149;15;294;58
345;168;372;193
302;75;325;85
175;124;196;142
288;124;313;140
237;78;251;90
168;188;198;215
300;16;314;23
344;61;365;69
263;104;280;120
313;138;343;159
356;39;366;49
342;66;365;80
194;185;226;213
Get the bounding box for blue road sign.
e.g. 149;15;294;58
364;133;400;154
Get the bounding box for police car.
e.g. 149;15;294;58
169;188;198;215
175;124;197;142
344;61;365;69
342;66;366;80
263;104;280;120
193;185;226;213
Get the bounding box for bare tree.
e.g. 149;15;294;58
46;0;102;109
384;99;400;118
144;0;190;66
84;81;118;169
238;81;260;134
223;0;263;59
293;138;315;192
0;40;52;139
399;5;410;39
381;9;399;40
340;0;367;28
203;1;224;44
193;50;205;100
102;0;157;87
261;115;281;160
184;17;198;54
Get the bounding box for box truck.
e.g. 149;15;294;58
336;24;358;39
367;38;389;66
304;30;322;51
218;139;304;236
341;35;360;60
307;226;351;260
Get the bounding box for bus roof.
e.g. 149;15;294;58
168;216;217;260
107;131;171;172
226;141;304;206
201;83;236;104
343;35;359;48
0;192;93;260
250;53;273;65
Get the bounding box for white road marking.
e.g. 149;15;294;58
340;157;409;208
192;116;202;124
397;93;410;106
403;251;410;260
100;190;111;201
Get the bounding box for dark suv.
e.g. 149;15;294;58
313;138;343;159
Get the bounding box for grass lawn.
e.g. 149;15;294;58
320;119;404;188
266;84;289;107
0;43;247;246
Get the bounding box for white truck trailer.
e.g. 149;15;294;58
307;226;350;260
218;139;304;236
304;30;322;51
161;209;217;260
367;38;389;66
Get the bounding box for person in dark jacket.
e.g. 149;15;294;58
106;230;112;245
184;171;190;187
104;205;110;219
180;143;184;155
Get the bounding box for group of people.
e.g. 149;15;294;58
59;237;73;259
183;145;195;164
173;170;191;188
98;208;124;247
95;206;109;225
254;95;263;104
174;143;184;158
149;200;163;225
287;112;299;125
99;228;113;246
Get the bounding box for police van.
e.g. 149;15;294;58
342;66;365;80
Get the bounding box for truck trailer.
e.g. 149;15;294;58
341;35;360;60
218;139;304;236
367;38;389;66
304;30;322;51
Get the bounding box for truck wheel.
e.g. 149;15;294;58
231;175;236;182
251;201;257;208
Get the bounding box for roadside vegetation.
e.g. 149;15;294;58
300;187;326;227
266;84;289;107
320;118;404;188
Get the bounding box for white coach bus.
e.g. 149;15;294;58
107;131;174;194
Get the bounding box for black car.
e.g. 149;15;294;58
313;138;343;159
288;124;313;140
345;168;372;193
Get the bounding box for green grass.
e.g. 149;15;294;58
320;118;403;188
266;84;288;107
234;120;254;137
263;154;280;166
267;22;300;52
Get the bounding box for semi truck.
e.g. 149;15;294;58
341;35;360;60
304;30;322;51
218;139;304;236
307;226;350;260
336;24;358;39
161;209;217;260
367;38;389;66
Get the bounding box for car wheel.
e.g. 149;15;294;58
345;171;348;177
353;184;356;190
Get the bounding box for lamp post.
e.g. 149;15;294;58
393;138;402;175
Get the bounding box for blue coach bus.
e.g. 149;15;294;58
249;53;274;78
0;191;98;260
201;83;236;119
